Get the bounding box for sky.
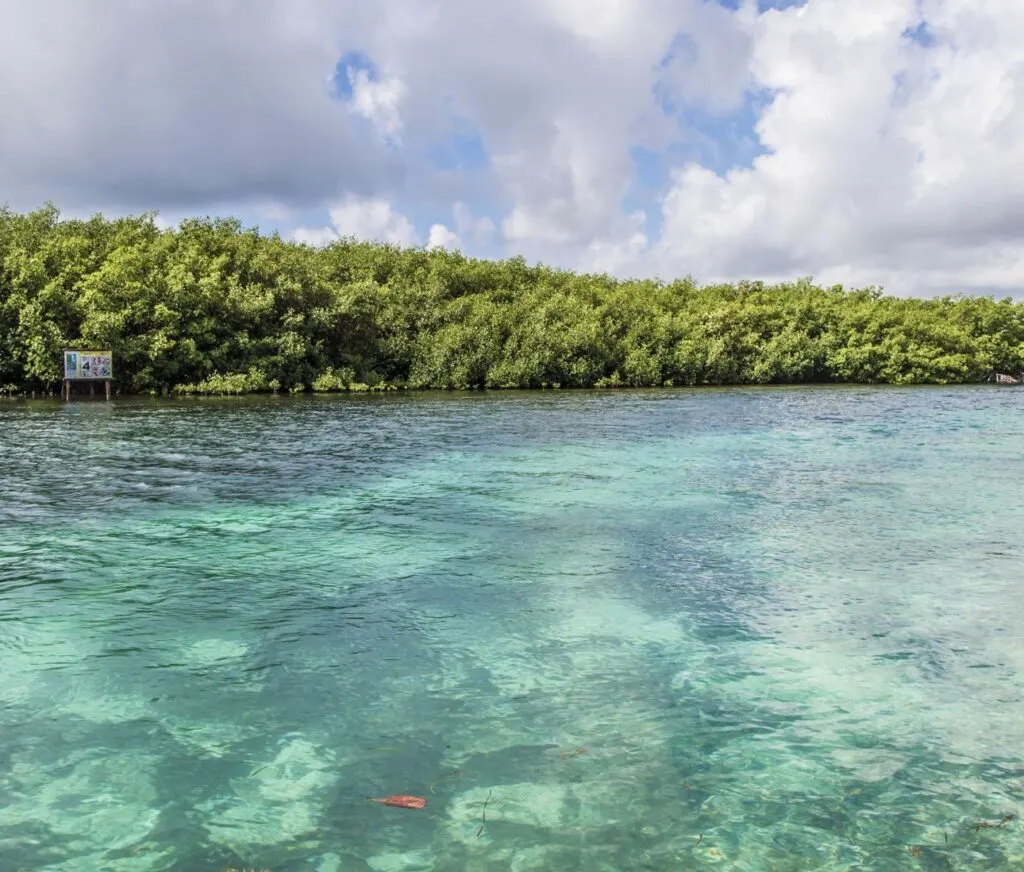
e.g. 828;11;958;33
0;0;1021;297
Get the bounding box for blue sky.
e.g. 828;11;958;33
1;0;1021;296
309;2;794;262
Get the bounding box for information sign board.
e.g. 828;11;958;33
64;350;112;380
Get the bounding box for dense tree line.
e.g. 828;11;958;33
1;204;1022;395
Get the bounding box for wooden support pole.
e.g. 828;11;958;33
105;380;111;401
64;379;70;402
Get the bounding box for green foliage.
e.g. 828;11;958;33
1;206;1022;395
174;367;274;396
312;366;357;392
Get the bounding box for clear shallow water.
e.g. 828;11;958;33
1;387;1023;872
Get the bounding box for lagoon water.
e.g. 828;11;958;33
1;387;1023;871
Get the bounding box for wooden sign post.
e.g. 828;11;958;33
63;350;113;401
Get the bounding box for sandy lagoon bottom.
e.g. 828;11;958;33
1;387;1022;871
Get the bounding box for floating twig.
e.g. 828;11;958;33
477;790;493;838
429;769;465;794
972;813;1016;832
696;834;703;845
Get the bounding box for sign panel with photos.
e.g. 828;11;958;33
64;350;112;380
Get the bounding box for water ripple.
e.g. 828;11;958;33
1;387;1022;870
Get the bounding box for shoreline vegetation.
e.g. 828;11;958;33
2;205;1023;397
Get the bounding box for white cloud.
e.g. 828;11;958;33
294;199;496;253
636;0;1024;294
0;0;396;212
426;223;460;250
292;225;342;248
329;197;418;247
293;195;419;248
453;203;496;247
583;211;650;276
253;201;294;224
656;0;757;113
347;68;407;140
1;0;1022;295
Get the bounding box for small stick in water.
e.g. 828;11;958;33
477;790;493;837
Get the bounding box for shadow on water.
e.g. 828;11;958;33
1;387;1023;869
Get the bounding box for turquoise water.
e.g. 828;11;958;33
1;387;1023;871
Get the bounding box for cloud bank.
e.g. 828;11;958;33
0;0;1021;295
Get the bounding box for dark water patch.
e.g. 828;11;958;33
2;388;1024;868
